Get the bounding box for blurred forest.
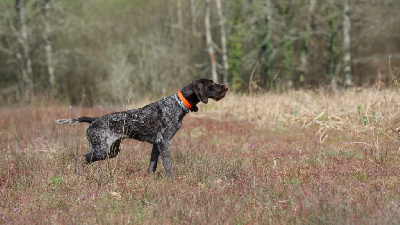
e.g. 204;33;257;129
0;0;399;106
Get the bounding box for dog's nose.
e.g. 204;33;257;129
222;85;229;90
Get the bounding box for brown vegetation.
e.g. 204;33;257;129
1;88;399;224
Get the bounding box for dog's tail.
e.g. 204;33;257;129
56;116;96;124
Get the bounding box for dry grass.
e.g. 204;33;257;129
0;88;399;224
204;87;399;129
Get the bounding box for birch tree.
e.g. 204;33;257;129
205;0;218;82
43;0;55;90
215;0;228;85
16;0;34;105
342;0;352;87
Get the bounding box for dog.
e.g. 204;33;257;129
56;79;228;177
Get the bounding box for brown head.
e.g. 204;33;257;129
180;79;228;111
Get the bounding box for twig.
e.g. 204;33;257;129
382;131;400;143
318;128;328;143
305;111;326;128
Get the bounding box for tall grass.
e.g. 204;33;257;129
203;87;399;130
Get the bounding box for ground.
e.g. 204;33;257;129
0;90;399;224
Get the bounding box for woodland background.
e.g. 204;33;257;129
0;0;399;106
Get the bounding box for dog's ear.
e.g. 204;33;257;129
194;82;208;104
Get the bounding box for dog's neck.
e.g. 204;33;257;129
180;85;201;112
173;90;199;113
177;90;192;109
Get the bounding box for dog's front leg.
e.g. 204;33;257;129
157;140;174;177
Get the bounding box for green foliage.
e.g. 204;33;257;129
50;176;65;186
293;102;301;117
286;176;301;187
227;0;244;92
228;32;244;92
326;3;339;54
277;0;290;14
317;112;329;122
283;36;294;84
357;105;369;126
253;2;275;90
355;173;370;182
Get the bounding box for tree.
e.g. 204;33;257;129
205;0;218;82
342;0;352;87
1;0;399;105
215;0;228;85
16;0;34;105
325;1;340;90
43;0;56;91
277;0;295;90
226;0;244;91
260;0;275;90
299;0;316;87
190;0;196;34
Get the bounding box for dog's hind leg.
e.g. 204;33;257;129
148;144;160;174
76;137;122;174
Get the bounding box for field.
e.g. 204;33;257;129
1;88;399;224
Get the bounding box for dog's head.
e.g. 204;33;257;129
193;79;228;104
180;79;228;111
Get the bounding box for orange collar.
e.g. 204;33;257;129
177;90;192;109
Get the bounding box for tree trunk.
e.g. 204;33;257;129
300;0;316;82
326;1;339;91
205;0;218;82
44;0;55;90
307;0;316;34
16;0;34;105
177;0;182;28
328;33;338;91
215;0;228;85
264;0;275;90
343;0;352;87
190;0;196;34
